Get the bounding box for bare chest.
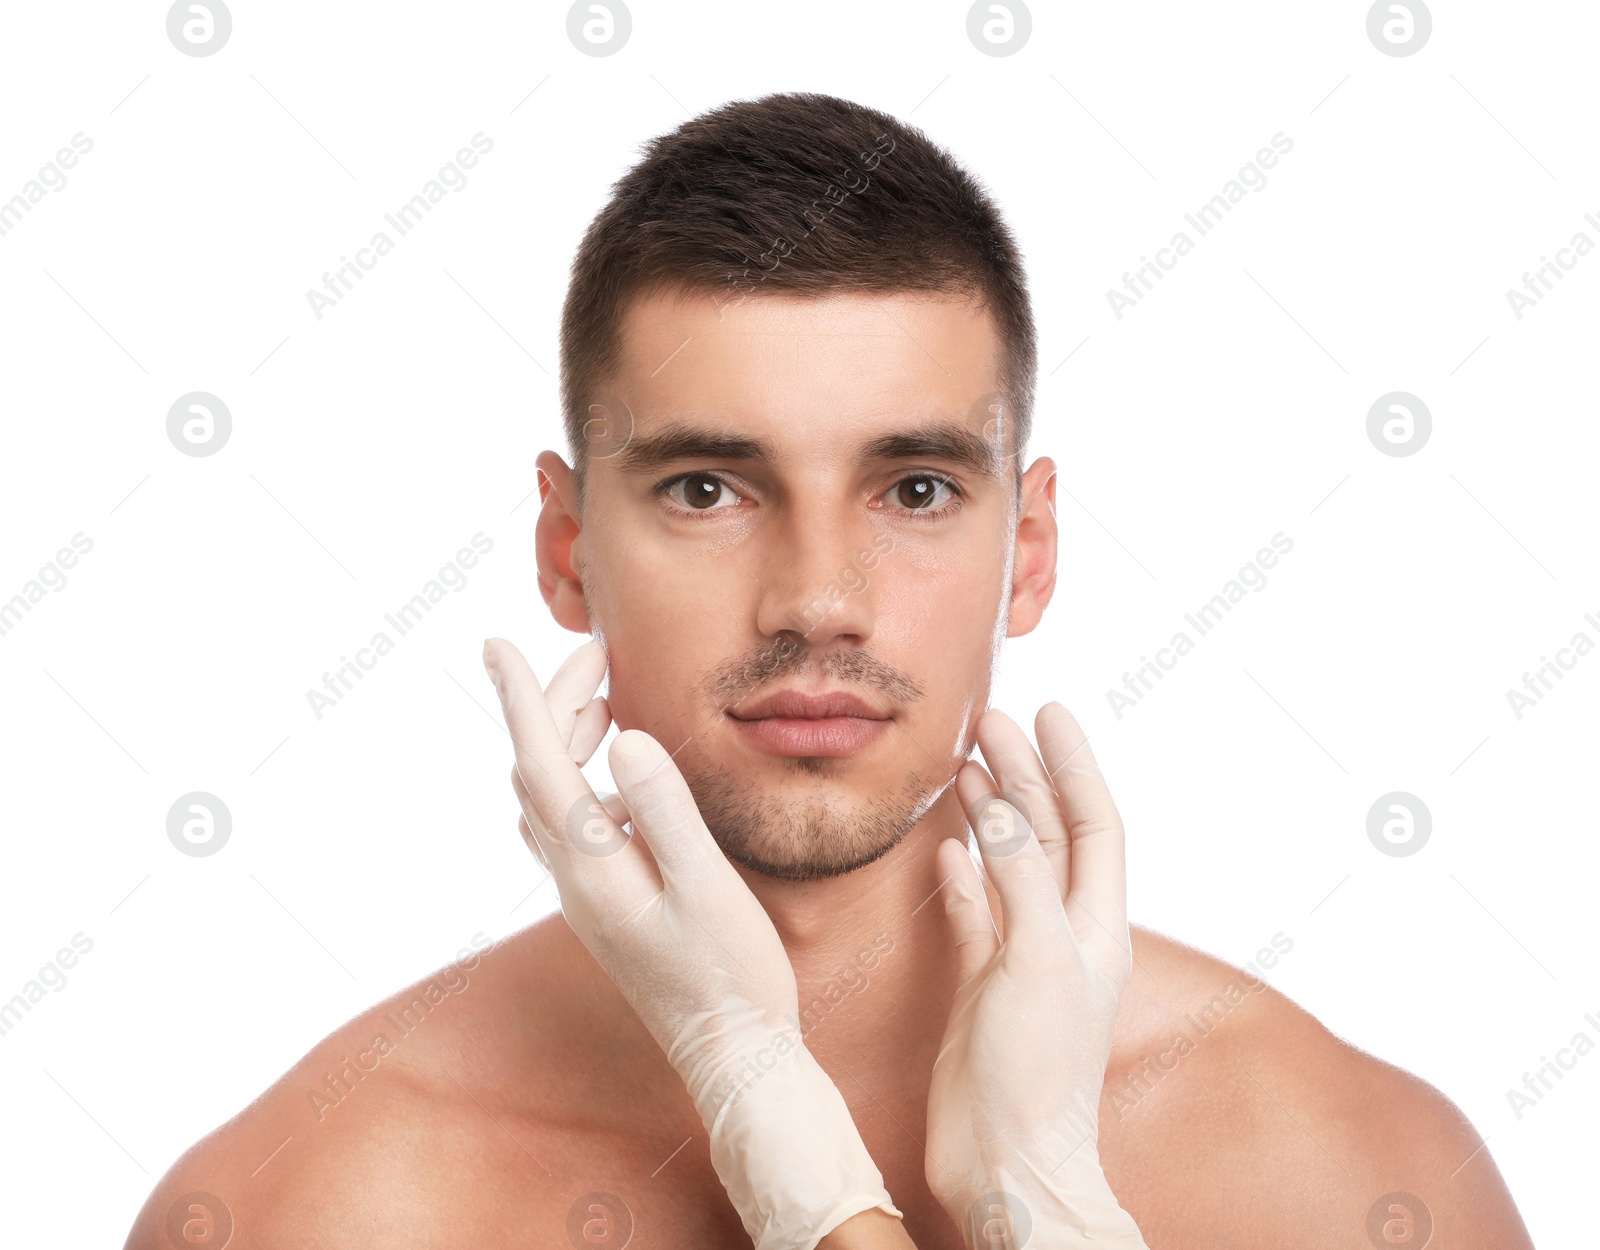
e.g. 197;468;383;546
504;1115;971;1250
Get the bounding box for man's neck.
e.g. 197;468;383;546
731;786;971;1096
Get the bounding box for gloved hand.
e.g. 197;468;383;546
927;702;1149;1249
483;636;903;1250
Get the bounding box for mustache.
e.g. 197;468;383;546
701;635;926;712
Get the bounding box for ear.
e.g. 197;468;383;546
1006;456;1057;638
534;450;591;635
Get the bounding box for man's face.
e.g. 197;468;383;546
552;286;1046;881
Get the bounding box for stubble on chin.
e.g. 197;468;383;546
676;755;944;883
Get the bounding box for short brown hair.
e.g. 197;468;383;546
559;91;1037;493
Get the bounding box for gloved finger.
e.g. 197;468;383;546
967;708;1072;902
959;768;1071;957
935;836;999;996
540;638;608;747
570;696;612;767
484;637;618;866
953;760;1010;944
511;760;629;867
510;762;554;868
608;730;724;889
596;789;630;827
1035;702;1131;980
516;810;551;873
557;789;640;860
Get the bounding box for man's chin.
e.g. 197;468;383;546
716;832;907;883
679;759;942;883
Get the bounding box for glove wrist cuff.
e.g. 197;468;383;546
963;1143;1148;1250
669;999;901;1250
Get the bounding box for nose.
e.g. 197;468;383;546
753;502;879;647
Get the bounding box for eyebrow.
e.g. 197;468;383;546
612;419;1002;478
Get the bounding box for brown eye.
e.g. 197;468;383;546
666;473;738;511
892;475;956;510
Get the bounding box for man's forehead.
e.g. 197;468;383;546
613;286;999;381
619;282;995;331
595;286;1009;465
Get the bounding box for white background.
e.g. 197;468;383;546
0;1;1594;1244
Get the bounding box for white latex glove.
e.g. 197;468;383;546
927;703;1149;1249
483;637;903;1250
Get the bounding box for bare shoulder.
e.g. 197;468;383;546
120;1059;480;1250
1101;925;1534;1249
120;925;572;1249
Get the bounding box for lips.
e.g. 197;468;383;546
726;688;891;757
729;689;889;721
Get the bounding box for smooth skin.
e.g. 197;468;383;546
124;288;1535;1249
